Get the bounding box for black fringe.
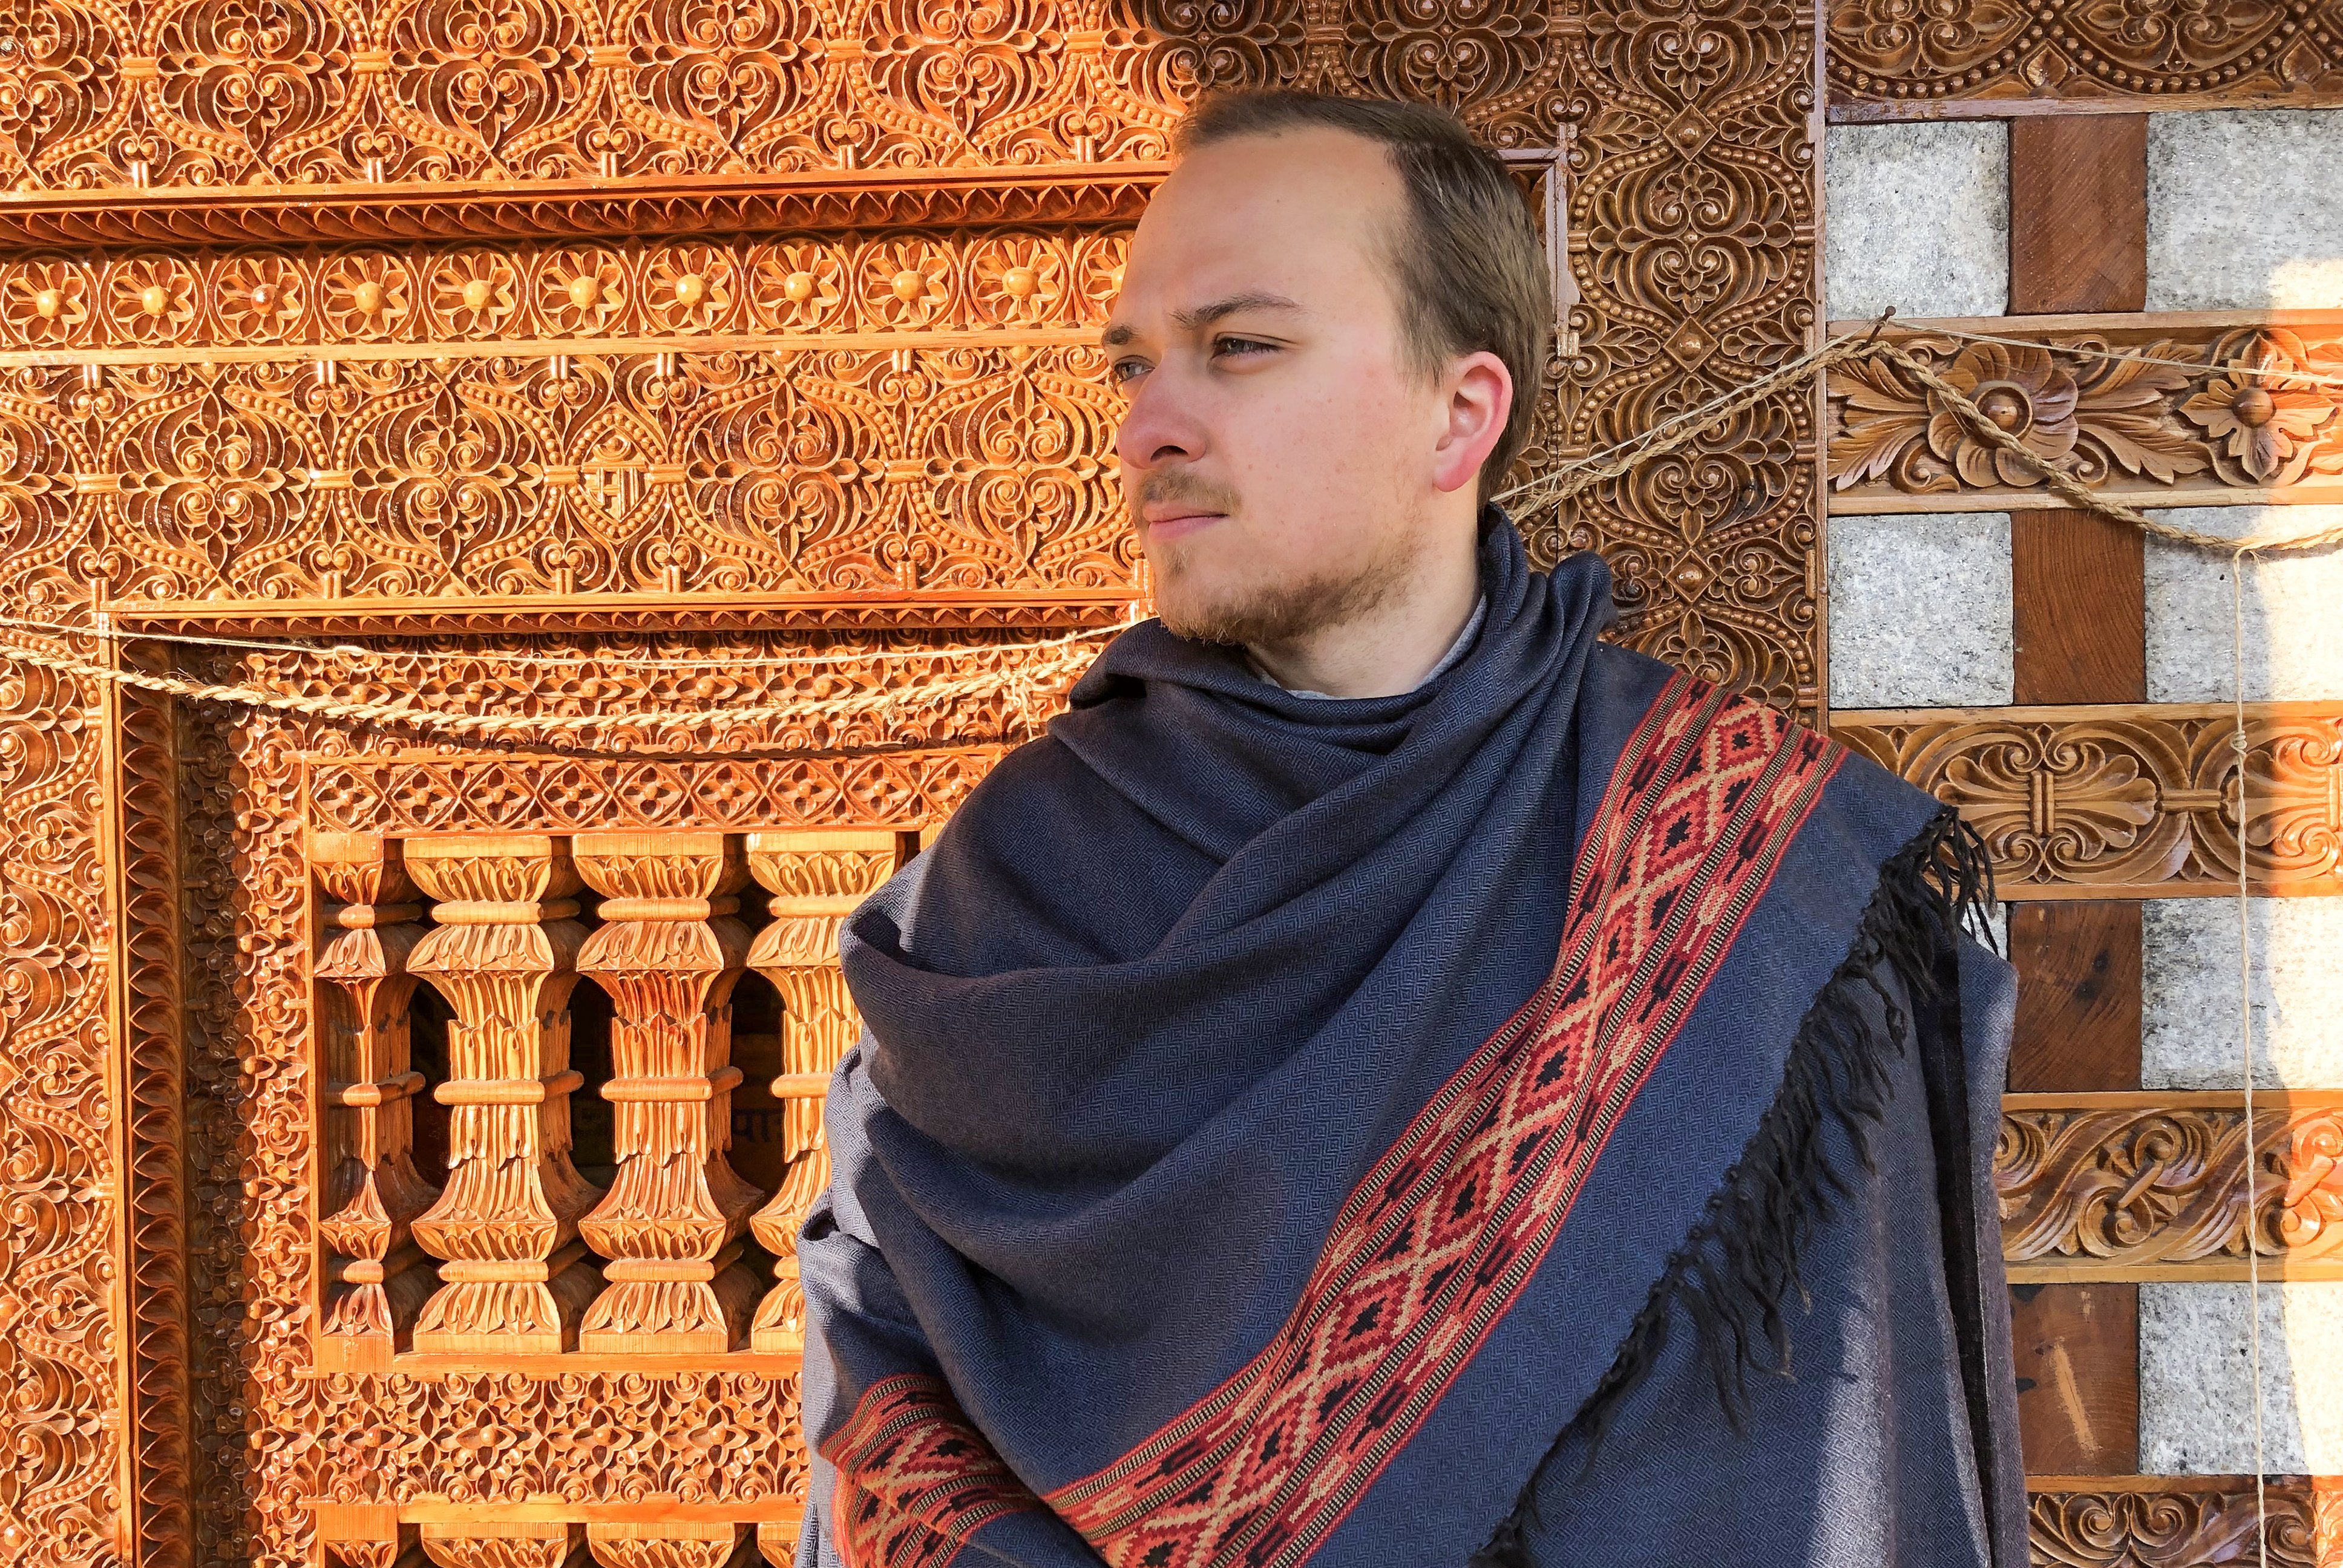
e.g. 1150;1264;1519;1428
1467;806;1996;1568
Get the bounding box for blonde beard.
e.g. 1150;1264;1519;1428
1152;536;1417;648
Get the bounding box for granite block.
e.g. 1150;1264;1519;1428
2146;508;2343;704
2140;1281;2343;1475
1825;123;2010;322
2148;109;2343;310
2142;898;2343;1089
1827;512;2013;709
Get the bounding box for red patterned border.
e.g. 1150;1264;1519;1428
1044;674;1843;1568
823;1373;1046;1568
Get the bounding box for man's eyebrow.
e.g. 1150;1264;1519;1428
1099;292;1302;348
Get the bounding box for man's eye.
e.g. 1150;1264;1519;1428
1213;336;1274;359
1109;357;1149;385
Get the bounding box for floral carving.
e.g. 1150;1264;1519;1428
1830;335;2209;498
1827;319;2343;510
2178;329;2343;488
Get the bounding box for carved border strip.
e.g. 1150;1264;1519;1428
1824;313;2343;515
0;171;1166;255
1829;702;2343;900
1826;0;2343;120
2024;1480;2340;1568
113;653;194;1568
2001;1092;2343;1283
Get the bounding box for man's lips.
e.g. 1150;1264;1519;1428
1139;508;1226;541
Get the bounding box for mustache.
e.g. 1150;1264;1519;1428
1137;471;1240;514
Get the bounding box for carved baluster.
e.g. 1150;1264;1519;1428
405;835;603;1354
572;831;764;1353
313;832;441;1374
586;1522;742;1568
744;829;906;1351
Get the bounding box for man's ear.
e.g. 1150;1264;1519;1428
1429;351;1512;495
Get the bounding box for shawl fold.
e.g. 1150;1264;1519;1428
795;512;2025;1568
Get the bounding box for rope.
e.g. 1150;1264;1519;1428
0;630;1108;740
2232;552;2272;1568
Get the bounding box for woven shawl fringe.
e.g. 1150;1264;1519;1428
1467;805;1996;1568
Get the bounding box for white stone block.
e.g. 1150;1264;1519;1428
2146;508;2343;703
2143;898;2343;1089
1825;123;2009;322
2149;109;2343;310
2141;1281;2343;1475
1827;512;2012;709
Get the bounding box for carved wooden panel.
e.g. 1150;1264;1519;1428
1828;0;2343;119
2027;1481;2338;1568
5;348;1132;618
1540;0;1827;716
2001;1093;2343;1282
1830;703;2343;901
1825;313;2343;515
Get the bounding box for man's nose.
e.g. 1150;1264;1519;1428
1113;371;1205;471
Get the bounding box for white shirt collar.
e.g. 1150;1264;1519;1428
1248;595;1487;700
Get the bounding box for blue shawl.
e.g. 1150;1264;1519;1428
795;514;2027;1568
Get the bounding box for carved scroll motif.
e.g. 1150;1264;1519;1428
314;832;444;1372
574;831;765;1353
2001;1094;2343;1279
1824;316;2343;514
1829;702;2343;900
744;829;905;1350
404;835;605;1352
2027;1485;2328;1568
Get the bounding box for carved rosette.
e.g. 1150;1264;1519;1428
573;831;765;1353
743;829;906;1350
404;835;605;1352
313;832;444;1372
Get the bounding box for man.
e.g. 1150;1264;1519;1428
795;91;2025;1568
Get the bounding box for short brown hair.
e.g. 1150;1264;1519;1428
1173;90;1552;501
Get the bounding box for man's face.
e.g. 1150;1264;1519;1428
1105;128;1450;645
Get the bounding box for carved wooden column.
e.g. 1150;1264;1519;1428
743;830;904;1351
572;832;763;1353
313;832;441;1374
404;835;603;1353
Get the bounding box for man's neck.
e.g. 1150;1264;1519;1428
1243;531;1483;699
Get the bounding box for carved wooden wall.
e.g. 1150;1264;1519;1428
0;1;1843;1564
13;0;2330;1561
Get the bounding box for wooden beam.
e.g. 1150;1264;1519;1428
2010;117;2147;316
2007;903;2141;1091
2010;1284;2139;1474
